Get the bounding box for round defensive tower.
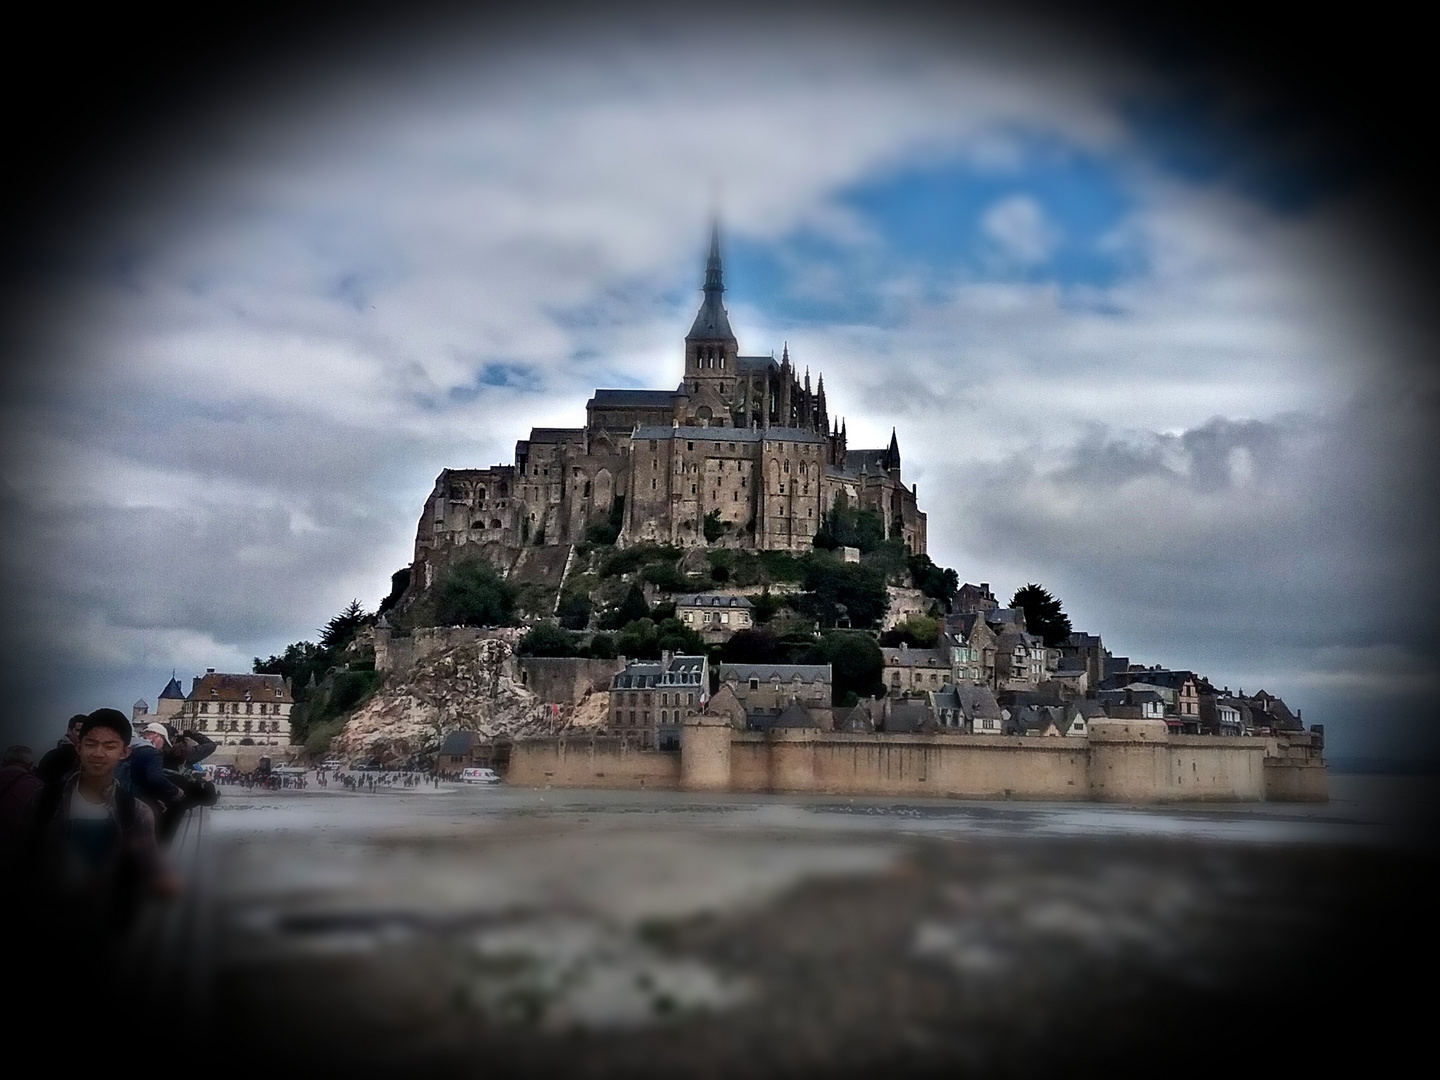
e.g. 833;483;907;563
680;714;733;792
1086;717;1170;802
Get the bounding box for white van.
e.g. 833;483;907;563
460;767;501;785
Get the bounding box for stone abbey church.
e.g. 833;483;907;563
410;228;926;588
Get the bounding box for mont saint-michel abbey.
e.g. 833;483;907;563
411;228;926;584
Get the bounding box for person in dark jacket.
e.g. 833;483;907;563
36;714;86;784
163;725;216;769
20;710;172;935
0;745;43;860
128;722;187;841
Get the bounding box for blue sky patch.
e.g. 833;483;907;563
725;137;1138;328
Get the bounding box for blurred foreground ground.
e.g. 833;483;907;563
140;777;1439;1077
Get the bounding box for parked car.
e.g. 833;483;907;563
319;759;345;770
460;767;501;785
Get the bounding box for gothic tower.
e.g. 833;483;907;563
683;222;739;426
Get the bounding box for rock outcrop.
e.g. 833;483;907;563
334;635;566;763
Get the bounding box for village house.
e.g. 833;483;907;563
609;653;708;749
1058;631;1105;690
1098;687;1166;721
930;683;1005;733
717;663;832;723
176;670;294;747
952;582;998;614
943;611;997;685
674;592;753;641
880;642;951;696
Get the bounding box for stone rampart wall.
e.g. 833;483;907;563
510;727;1323;803
506;735;681;790
809;735;1089;799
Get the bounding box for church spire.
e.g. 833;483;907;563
686;220;736;342
885;427;901;472
704;219;723;293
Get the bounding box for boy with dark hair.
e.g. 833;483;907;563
20;708;174;936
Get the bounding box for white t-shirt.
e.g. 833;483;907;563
69;788;110;820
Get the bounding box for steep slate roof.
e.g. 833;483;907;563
662;656;707;683
612;662;663;689
439;730;476;755
986;608;1026;630
736;355;778;373
882;700;935;733
954;684;1003;720
526;427;585;444
721;663;831;685
589;389;679;409
881;647;949;668
676;594;753;609
188;672;291;703
842;449;889;474
159;677;186;700
933;685;962;712
772;704;821;729
835;706;875;733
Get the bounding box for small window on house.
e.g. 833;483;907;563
687;442;694;450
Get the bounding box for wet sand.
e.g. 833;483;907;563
161;777;1440;1077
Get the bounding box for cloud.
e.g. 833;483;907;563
980;194;1062;264
0;4;1432;763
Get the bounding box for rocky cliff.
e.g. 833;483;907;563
333;635;607;763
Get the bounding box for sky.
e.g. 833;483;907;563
1;1;1436;765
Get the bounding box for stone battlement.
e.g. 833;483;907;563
506;720;1327;803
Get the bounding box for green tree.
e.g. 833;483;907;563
254;641;333;699
556;592;592;631
813;492;887;553
586;633;617;659
799;555;889;630
749;588;788;624
656;618;705;656
319;599;371;650
642;562;689;591
435;559;519;627
703;510;726;543
600;583;651;630
616;617;659;659
906;553;959;607
518;623;580;657
1009;583;1072;647
878;615;941;648
800;631;886;706
718;628;786;664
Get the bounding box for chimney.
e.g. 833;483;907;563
661;649;674;668
206;668;215;674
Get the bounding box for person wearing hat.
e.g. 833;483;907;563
125;721;187;841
